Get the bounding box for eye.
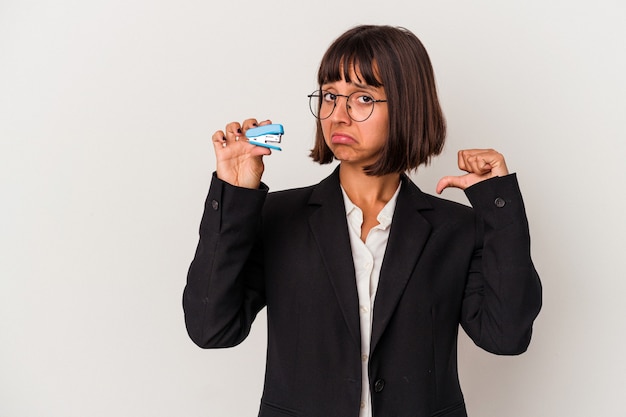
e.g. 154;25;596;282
355;94;375;104
322;91;337;102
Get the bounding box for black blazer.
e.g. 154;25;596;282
183;167;542;417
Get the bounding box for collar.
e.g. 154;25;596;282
340;182;402;230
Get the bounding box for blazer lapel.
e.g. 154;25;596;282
370;175;433;353
307;167;361;347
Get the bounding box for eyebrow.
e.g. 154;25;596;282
352;81;373;89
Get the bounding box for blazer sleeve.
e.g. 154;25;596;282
461;174;542;355
183;173;268;348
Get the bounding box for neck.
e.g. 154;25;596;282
338;163;401;208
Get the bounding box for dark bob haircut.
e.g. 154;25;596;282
309;25;446;175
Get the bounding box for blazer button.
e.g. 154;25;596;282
374;379;385;392
211;200;219;210
494;197;506;208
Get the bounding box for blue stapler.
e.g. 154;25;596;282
245;124;284;151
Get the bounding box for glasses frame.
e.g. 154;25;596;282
307;90;388;122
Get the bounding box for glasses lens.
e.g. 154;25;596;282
308;90;378;121
308;91;322;119
347;93;375;122
309;90;335;120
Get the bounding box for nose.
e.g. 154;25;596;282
330;95;352;123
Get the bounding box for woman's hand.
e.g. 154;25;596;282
436;149;509;194
211;118;273;189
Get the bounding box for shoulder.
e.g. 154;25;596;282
262;180;329;224
264;168;342;213
398;176;476;238
424;192;473;214
421;193;475;232
396;178;477;244
402;175;474;220
260;182;330;235
265;184;316;208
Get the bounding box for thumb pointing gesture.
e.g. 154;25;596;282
436;149;509;194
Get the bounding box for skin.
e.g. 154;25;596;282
211;118;273;190
211;77;509;240
319;76;401;241
320;79;390;172
436;149;509;194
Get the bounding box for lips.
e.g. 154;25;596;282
331;133;357;144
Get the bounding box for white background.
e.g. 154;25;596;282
1;0;625;416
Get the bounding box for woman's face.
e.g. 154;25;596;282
321;69;389;170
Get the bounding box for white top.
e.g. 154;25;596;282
340;182;401;417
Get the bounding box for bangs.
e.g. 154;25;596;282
311;25;446;174
317;38;383;87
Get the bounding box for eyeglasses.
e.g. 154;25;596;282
307;89;387;122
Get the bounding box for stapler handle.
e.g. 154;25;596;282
245;124;284;138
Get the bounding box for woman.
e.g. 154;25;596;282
183;25;541;417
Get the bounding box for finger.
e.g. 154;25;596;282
436;176;459;194
241;119;274;150
459;150;487;173
458;149;495;174
469;154;492;174
211;130;227;150
241;118;259;133
241;118;273;134
457;150;469;172
251;146;272;157
436;175;474;194
480;149;508;176
224;121;243;142
241;118;261;143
